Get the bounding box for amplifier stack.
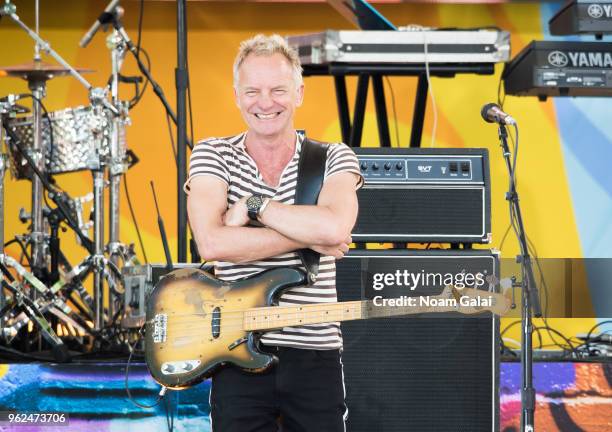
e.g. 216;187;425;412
341;146;499;431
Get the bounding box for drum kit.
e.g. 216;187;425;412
0;1;144;359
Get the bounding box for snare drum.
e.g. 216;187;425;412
5;105;110;179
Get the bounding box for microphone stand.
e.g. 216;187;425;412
497;123;542;432
176;0;188;262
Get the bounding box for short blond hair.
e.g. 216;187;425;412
233;34;303;89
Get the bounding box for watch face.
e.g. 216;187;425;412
247;195;263;211
246;196;264;221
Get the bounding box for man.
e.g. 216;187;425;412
184;34;363;432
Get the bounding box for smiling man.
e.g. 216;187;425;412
184;34;363;431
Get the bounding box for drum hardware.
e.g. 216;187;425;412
26;73;46;282
0;111;7;315
71;192;94;245
0;280;70;362
1;283;89;344
1;0;133;333
1;116;98;344
2;120;95;251
0;71;88;282
5;105;112;178
0;95;30;114
106;24;131;326
0;1;145;352
0;1;118;115
0;254;73;361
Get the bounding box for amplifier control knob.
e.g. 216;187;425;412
372;163;379;171
396;163;403;171
360;162;368;171
384;162;392;170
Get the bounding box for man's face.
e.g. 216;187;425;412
235;53;304;139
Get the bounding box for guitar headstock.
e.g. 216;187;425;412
437;285;511;316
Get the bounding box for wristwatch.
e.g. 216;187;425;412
246;195;270;221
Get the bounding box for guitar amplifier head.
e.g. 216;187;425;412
353;147;491;244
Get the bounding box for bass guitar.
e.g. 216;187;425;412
145;267;510;389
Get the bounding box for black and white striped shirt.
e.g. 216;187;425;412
185;131;363;350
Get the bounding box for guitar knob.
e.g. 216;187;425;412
163;364;175;373
183;362;194;371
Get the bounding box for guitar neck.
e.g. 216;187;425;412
243;299;447;331
243;286;509;331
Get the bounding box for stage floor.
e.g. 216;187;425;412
0;361;610;431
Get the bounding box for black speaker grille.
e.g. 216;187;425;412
337;252;498;432
354;187;484;241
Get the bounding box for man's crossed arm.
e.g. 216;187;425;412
187;172;359;264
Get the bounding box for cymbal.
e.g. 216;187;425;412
0;61;94;82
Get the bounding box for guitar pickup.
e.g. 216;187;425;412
212;307;221;338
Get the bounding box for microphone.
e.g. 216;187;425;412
480;103;516;126
79;0;121;48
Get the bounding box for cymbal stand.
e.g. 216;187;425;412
82;102;111;332
27;0;46;284
27;75;48;283
107;28;131;324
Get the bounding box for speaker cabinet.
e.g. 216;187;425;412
336;249;500;432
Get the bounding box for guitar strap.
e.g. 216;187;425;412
294;135;329;286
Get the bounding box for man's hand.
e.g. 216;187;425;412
310;235;352;260
223;196;249;227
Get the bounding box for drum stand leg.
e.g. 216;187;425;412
0;141;7;319
92;170;105;331
28;79;48;285
108;172;120;323
107;30;130;324
0;254;73;361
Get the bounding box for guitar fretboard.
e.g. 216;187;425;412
243;301;364;331
242;295;485;331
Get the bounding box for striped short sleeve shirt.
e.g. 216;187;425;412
185;131;363;350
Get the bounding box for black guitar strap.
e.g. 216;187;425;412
294;136;329;286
